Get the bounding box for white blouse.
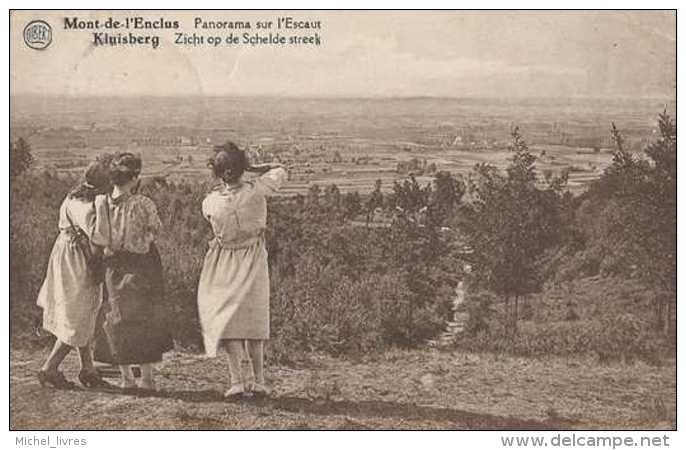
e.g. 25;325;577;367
92;193;162;254
202;168;286;248
58;197;96;236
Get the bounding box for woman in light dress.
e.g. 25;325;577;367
36;161;112;389
197;142;286;399
91;152;173;391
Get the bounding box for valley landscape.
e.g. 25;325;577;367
9;95;677;430
10;96;673;194
7;7;678;435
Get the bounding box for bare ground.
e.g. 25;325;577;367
10;347;676;430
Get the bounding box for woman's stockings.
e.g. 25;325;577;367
246;340;265;385
118;364;136;388
77;345;94;372
224;339;245;386
139;363;155;389
41;339;72;372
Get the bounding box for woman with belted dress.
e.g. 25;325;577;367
197;142;286;400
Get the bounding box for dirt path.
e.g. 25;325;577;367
10;347;676;430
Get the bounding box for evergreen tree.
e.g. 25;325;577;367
365;179;384;224
466;127;565;332
429;171;465;227
10;138;33;179
592;113;676;335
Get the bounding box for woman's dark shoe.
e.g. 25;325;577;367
37;370;76;389
78;369;115;390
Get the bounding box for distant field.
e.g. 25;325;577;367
15;95;669;195
30;142;613;195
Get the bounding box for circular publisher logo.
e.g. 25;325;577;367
23;20;52;50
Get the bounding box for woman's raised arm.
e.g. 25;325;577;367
250;164;287;195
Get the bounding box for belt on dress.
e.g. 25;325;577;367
59;228;84;244
209;230;265;250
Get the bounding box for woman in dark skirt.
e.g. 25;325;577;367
91;152;173;391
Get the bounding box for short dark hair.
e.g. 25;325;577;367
209;141;247;184
109;152;142;186
69;160;111;201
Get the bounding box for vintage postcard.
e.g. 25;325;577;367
8;8;677;437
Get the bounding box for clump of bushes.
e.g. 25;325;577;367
10;172;73;341
11;111;675;364
10;170;456;360
456;279;673;363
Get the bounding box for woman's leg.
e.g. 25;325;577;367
223;339;245;386
37;339;76;388
77;345;94;372
139;363;155;390
41;339;72;373
246;340;271;395
118;364;136;389
245;339;265;385
221;339;246;399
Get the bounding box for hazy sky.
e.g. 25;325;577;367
10;10;676;98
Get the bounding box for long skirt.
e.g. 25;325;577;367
36;232;101;347
94;244;173;364
197;238;270;357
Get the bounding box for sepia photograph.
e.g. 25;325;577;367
7;6;678;437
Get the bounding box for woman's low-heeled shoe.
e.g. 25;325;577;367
78;370;114;389
37;370;76;389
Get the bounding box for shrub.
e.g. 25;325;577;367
456;278;670;363
592;314;643;362
11;172;451;358
462;290;496;336
10;172;72;341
